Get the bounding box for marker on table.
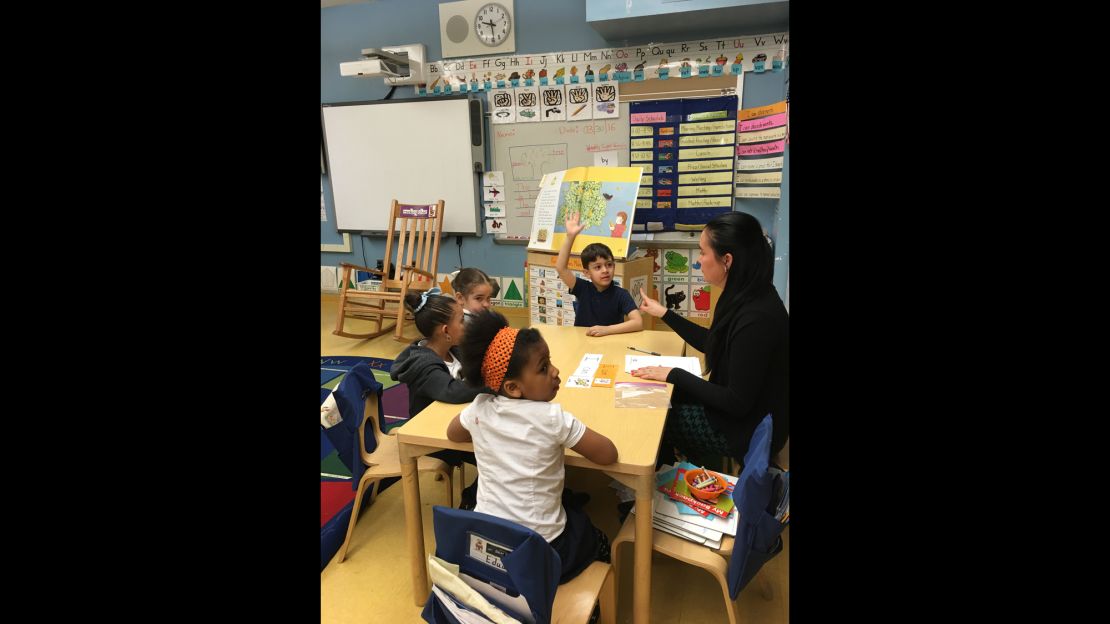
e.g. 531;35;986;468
628;346;661;356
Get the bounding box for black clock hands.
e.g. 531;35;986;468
483;19;497;36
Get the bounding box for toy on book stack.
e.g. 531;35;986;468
628;462;739;550
631;460;791;550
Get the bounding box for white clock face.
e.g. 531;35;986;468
474;3;511;47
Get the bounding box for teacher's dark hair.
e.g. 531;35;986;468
704;211;774;373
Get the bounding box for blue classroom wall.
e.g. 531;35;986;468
321;0;788;299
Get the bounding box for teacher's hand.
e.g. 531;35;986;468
639;288;667;318
631;366;672;382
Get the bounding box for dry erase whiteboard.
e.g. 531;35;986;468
322;96;484;235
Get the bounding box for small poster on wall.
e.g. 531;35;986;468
489;89;515;124
486;218;506;234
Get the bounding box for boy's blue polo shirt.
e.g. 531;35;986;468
570;277;637;327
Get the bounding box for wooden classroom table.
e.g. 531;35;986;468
395;325;686;624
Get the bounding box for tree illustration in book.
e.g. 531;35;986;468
556;181;607;228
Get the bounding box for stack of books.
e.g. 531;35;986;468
630;462;740;550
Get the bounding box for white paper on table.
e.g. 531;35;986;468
624;355;702;376
565;353;603;388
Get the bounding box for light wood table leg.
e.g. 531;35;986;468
633;472;654;624
399;449;428;607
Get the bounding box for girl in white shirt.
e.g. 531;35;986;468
447;310;618;583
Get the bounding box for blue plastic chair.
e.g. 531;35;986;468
422;506;615;624
326;363;453;564
611;414;786;624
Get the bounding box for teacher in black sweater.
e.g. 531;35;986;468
633;211;788;468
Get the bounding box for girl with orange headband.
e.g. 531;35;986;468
446;310;618;583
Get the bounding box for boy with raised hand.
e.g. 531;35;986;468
556;210;643;336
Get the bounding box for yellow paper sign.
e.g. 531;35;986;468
641;175;654;185
678;196;733;208
679;184;733;197
679;171;734;185
735;172;782;184
637;187;653;197
678;159;734;172
734;186;781;199
630;138;654;149
630;126;654;136
638;163;653;174
679;120;736;134
679;133;735;147
630;151;653;162
679;146;734;160
636;199;652;208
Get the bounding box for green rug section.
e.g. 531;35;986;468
321;450;352;478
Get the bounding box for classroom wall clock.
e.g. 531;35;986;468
439;0;515;58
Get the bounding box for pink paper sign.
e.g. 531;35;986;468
630;112;667;124
737;140;785;156
738;113;787;132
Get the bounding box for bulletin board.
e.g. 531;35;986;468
490;75;740;238
490;105;631;237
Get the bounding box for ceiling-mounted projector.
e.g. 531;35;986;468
339;44;426;85
340;57;403;78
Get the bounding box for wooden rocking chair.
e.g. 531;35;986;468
333;200;444;342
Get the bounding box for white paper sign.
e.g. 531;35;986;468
566;353;604;388
485;218;506;234
483;202;505;217
482;170;504;186
489;89;515;124
593;150;620;167
624;355;703;376
566;84;593;121
482;185;504;202
514;86;540;123
592;81;619;119
539;86;566;121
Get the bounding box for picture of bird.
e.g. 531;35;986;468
553;67;566;80
602;192;614;201
598;63;611;76
584;65;593;79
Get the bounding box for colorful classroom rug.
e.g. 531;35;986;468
320;355;410;570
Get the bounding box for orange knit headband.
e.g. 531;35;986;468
482;326;520;391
